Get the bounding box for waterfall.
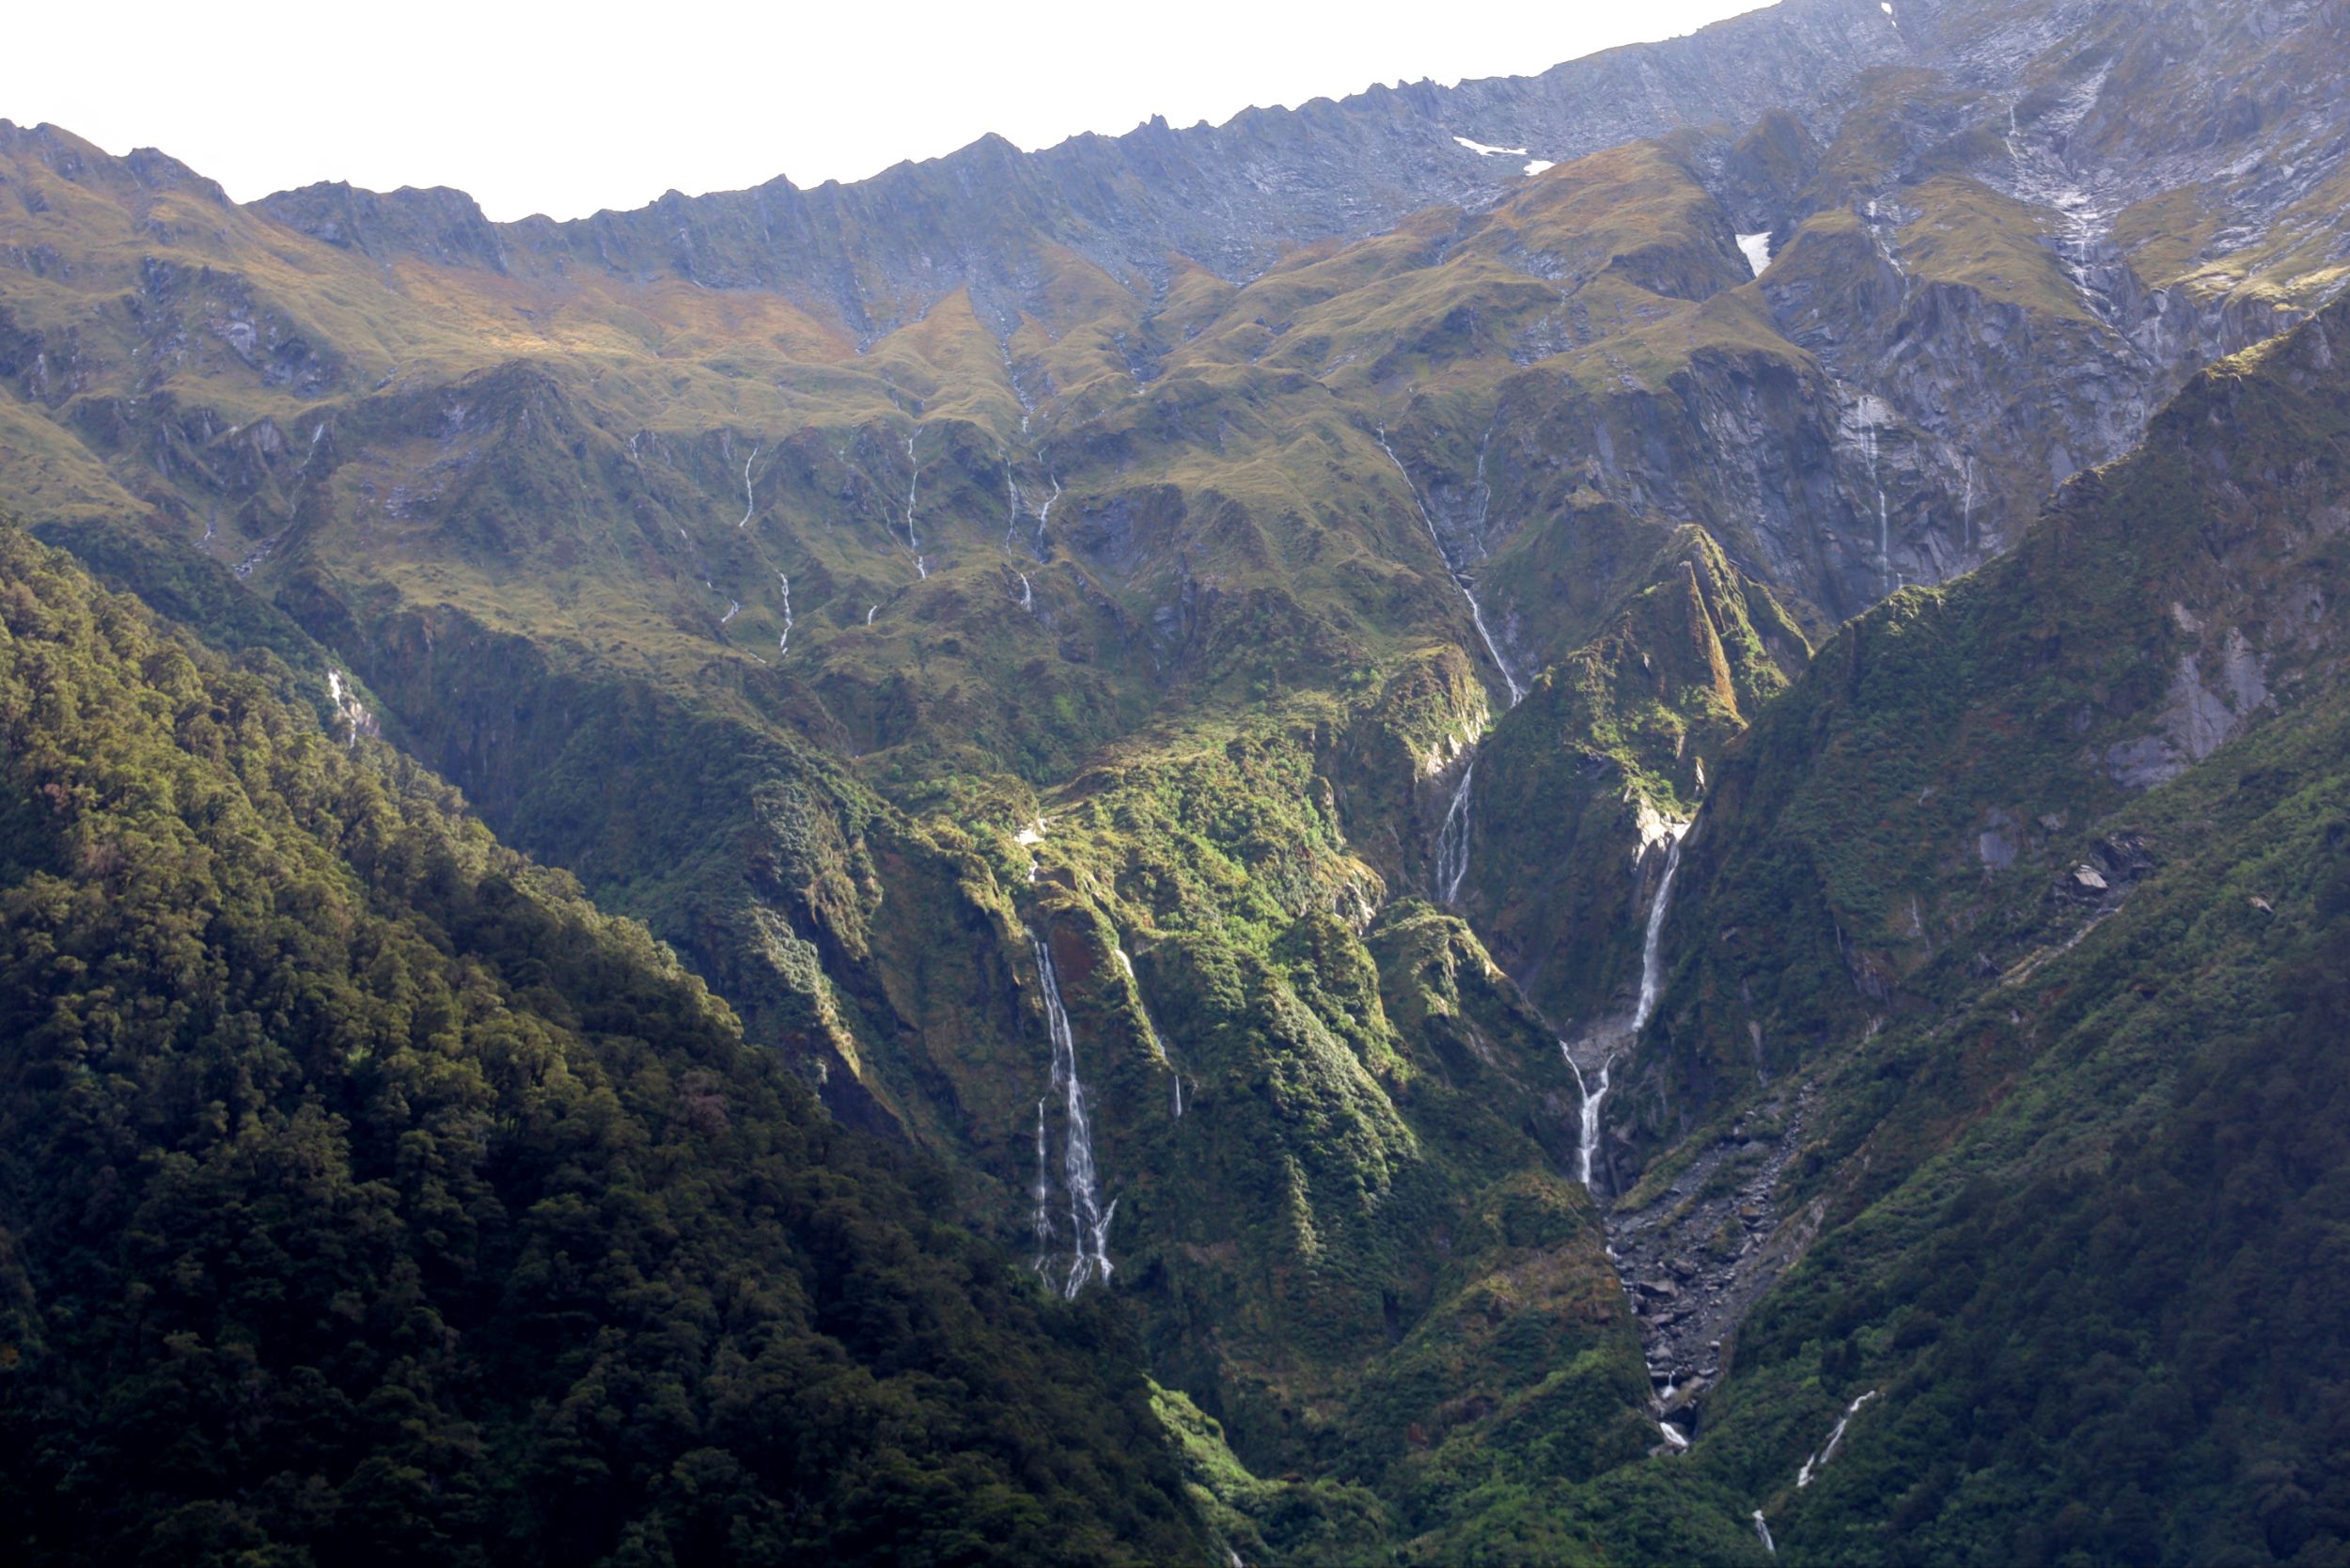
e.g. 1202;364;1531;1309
1001;338;1034;434
1961;457;1977;554
1030;1097;1055;1277
1035;472;1061;555
902;433;927;578
1435;759;1478;903
1753;1512;1776;1554
1657;1420;1689;1451
1032;933;1116;1297
1116;945;1184;1121
1861;407;1889;588
1561;809;1691;1193
776;573;792;655
1564;1049;1614;1188
736;446;761;526
1017;572;1033;611
1376;428;1523;707
866;604;878;625
1796;1390;1879;1488
325;670;371;746
1635;823;1692;1033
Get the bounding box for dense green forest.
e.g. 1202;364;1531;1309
0;522;1206;1566
5;2;2350;1557
1705;690;2350;1566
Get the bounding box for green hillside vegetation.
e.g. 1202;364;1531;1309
4;3;2350;1556
1644;294;2350;1149
1577;295;2350;1563
0;520;1207;1567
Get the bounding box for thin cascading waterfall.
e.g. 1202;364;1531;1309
866;604;877;625
1034;471;1061;556
1000;338;1035;435
1862;410;1890;590
1634;822;1693;1034
1032;933;1115;1297
902;432;927;578
1470;411;1500;546
776;572;792;655
1377;427;1523;707
1434;757;1478;904
1961;457;1977;555
1017;572;1033;612
1753;1512;1776;1554
1117;946;1183;1120
1563;1048;1615;1189
1795;1390;1879;1488
1561;812;1689;1196
733;444;761;531
736;446;761;527
1030;1097;1055;1278
2002;86;2116;324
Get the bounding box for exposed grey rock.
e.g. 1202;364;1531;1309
2107;633;2273;786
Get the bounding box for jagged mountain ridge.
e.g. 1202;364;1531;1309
3;1;2349;1561
250;0;1914;327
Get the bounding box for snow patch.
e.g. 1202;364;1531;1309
1523;159;1555;178
1738;232;1775;277
1454;135;1529;157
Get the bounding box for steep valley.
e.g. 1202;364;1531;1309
5;0;2350;1561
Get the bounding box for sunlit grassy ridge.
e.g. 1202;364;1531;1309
6;11;2350;1550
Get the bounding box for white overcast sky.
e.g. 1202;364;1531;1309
4;0;1764;222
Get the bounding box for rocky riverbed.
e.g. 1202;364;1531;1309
1605;1081;1824;1437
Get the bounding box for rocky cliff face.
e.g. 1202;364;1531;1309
255;0;1913;329
5;2;2350;1558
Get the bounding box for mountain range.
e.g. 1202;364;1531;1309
4;0;2348;1561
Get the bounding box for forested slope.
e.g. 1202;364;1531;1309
0;521;1206;1566
1567;293;2350;1566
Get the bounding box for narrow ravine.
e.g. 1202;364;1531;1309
1376;427;1523;706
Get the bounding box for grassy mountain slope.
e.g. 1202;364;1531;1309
2;3;2348;1559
